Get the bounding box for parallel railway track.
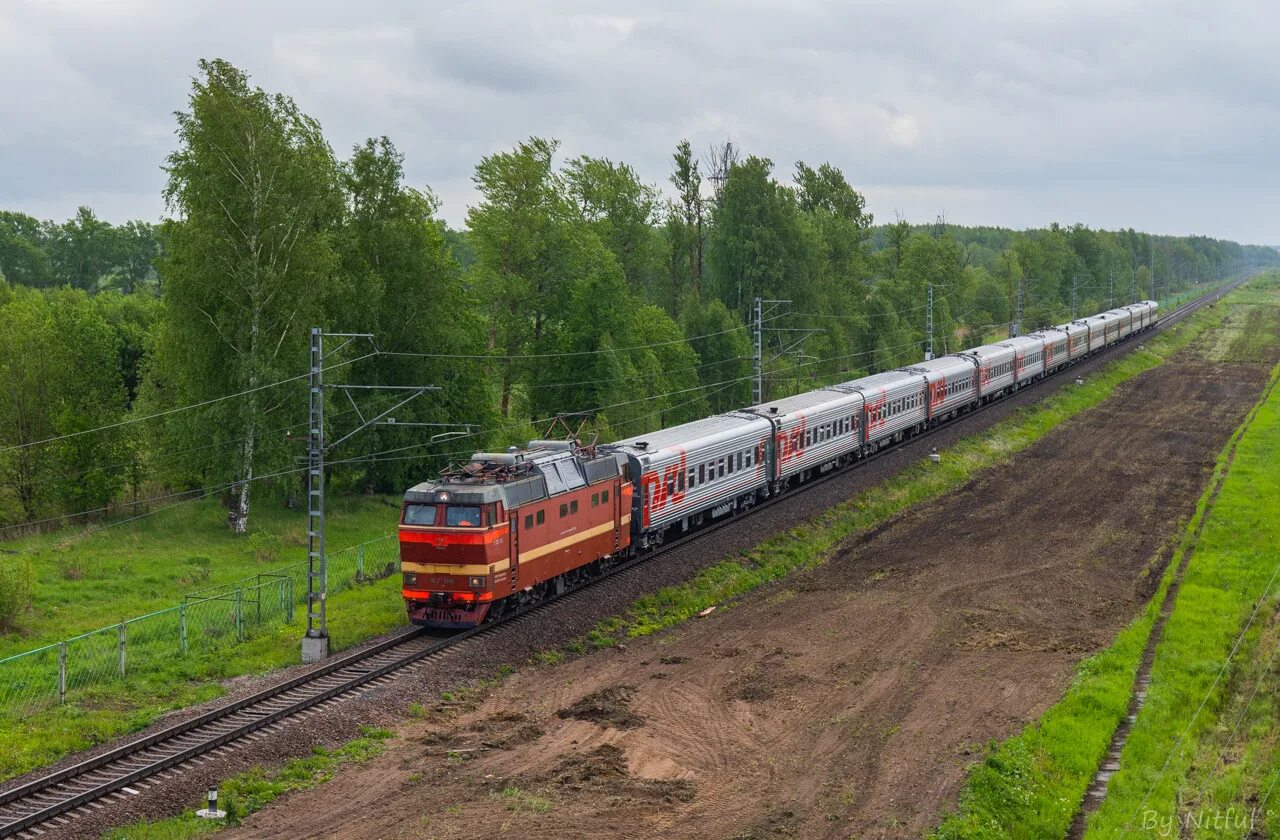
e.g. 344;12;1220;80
0;281;1242;838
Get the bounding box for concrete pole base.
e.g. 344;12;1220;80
300;633;330;663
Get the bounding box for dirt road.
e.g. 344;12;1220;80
229;336;1275;839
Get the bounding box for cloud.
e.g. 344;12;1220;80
0;0;1278;243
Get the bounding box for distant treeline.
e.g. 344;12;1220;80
1;57;1275;534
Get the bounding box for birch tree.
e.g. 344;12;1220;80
155;59;340;532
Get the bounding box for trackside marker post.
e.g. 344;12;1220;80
196;786;225;819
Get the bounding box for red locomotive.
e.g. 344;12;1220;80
399;440;632;628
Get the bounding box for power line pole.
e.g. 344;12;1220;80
1109;270;1115;309
1010;278;1024;338
302;328;329;663
752;297;763;405
1071;275;1079;320
925;284;934;360
301;328;447;664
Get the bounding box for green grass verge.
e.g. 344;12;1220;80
1;494;399;659
1080;359;1280;830
101;725;393;839
925;276;1280;839
583;282;1237;650
0;572;406;783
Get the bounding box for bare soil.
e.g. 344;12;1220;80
222;344;1276;839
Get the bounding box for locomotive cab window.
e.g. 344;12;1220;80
446;505;481;527
602;489;609;503
559;503;568;518
536;510;545;525
524;513;533;529
592;492;600;507
403;504;437;526
570;500;579;514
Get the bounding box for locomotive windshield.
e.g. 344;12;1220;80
403;504;437;526
446;505;482;527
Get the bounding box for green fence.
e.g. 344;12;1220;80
0;534;399;716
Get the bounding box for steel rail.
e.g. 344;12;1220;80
0;280;1240;839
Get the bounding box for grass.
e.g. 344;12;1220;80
101;725;393;839
1079;301;1280;834
0;570;407;782
924;274;1280;839
581;281;1239;650
0;493;399;659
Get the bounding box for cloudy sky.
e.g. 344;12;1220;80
2;0;1277;243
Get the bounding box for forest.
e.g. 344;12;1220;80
1;58;1276;535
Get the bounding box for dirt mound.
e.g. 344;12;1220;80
421;710;544;753
725;648;806;702
556;685;644;729
549;744;694;803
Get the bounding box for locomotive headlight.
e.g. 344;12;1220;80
403;572;418;586
437;491;450;503
468;575;486;589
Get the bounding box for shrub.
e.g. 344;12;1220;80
0;556;35;632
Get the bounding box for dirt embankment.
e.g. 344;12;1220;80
230;345;1275;840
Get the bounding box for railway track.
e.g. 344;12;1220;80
0;280;1242;839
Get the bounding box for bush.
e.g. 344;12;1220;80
0;555;35;632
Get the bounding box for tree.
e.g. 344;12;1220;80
49;207;116;291
336;136;494;491
679;297;752;412
154;58;341;532
0;212;53;287
467;137;573;418
562;155;663;298
109;221;162;294
705;156;811;316
0;285;129;523
665;139;704;307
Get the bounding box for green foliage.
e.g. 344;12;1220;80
152;58;342;532
0;283;133;525
0;554;34;633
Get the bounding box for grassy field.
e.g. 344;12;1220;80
0;494;405;782
928;274;1280;839
0;493;400;659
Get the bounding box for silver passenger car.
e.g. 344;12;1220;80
610;413;772;535
902;355;978;420
1027;327;1071;371
959;343;1017;398
743;388;864;483
1074;313;1118;352
835;370;928;448
1052;321;1091;360
999;336;1047;384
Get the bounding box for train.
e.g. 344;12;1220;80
398;300;1159;628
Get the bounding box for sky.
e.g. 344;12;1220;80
2;0;1278;244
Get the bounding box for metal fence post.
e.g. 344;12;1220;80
179;603;188;655
356;544;365;582
117;622;126;678
235;588;244;642
285;575;294;624
58;642;67;704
